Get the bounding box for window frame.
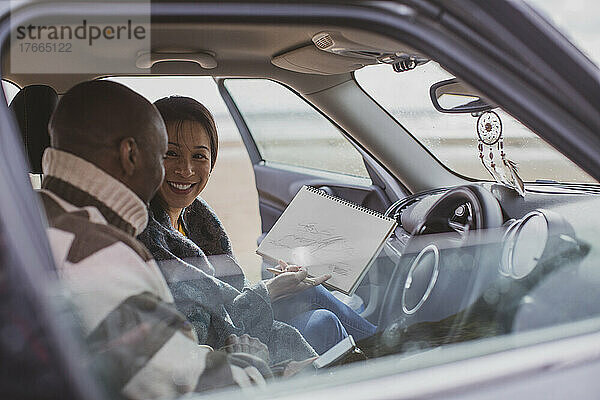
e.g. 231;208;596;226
3;1;600;399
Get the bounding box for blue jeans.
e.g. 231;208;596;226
273;285;377;354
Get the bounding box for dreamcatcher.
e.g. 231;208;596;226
476;111;524;196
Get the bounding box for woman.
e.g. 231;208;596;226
138;96;376;356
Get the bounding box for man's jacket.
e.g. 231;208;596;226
39;148;266;399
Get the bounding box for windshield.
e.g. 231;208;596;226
527;0;600;66
355;62;596;183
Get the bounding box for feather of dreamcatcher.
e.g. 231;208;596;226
503;157;525;196
496;163;512;187
481;158;503;184
500;162;516;187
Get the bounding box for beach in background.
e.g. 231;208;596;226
201;139;264;283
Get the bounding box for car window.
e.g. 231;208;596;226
355;62;596;183
7;2;600;399
224;79;370;179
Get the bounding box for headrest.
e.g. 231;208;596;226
9;85;58;174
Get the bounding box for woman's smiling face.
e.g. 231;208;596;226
157;120;212;210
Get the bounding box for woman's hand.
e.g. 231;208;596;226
270;356;319;377
265;260;331;302
282;357;318;377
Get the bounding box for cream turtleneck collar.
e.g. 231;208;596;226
41;148;148;236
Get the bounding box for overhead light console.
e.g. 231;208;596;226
272;30;428;75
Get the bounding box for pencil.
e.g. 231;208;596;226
266;267;284;275
266;267;318;285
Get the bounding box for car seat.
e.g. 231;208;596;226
2;84;103;399
9;84;58;175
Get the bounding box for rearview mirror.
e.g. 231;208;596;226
430;78;494;114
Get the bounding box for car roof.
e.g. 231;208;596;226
3;18;417;94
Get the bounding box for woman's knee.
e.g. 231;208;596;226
289;309;348;354
312;284;333;300
310;309;347;338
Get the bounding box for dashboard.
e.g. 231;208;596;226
358;183;596;359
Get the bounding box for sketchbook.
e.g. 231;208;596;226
256;186;397;295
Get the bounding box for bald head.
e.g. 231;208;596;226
50;80;163;152
49;80;168;203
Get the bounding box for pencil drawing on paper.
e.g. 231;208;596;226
267;222;354;257
308;262;353;280
257;185;397;292
332;263;351;276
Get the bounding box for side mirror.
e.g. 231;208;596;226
430;78;494;113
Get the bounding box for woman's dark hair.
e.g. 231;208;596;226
153;96;218;170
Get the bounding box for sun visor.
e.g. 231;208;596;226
271;45;374;75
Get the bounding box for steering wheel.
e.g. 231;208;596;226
378;185;504;329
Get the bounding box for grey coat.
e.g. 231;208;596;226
137;198;316;364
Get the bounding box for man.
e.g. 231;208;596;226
38;80;270;399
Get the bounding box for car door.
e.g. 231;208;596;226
216;78;406;237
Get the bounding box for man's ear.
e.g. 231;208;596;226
119;137;138;176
